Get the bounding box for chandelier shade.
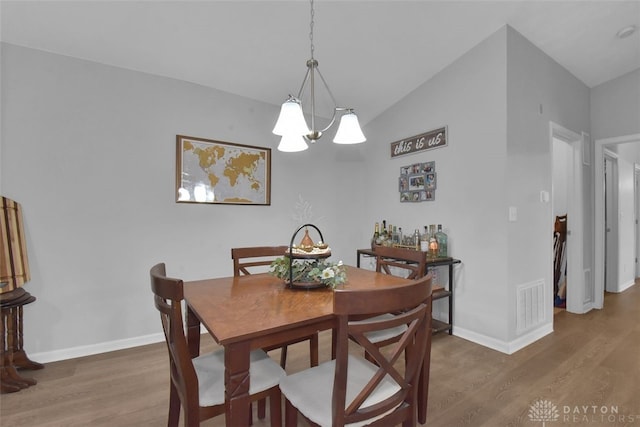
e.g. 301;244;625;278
274;0;365;151
272;97;309;137
277;134;309;152
333;111;366;144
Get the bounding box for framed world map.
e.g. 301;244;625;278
176;135;271;205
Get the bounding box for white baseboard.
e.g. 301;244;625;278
29;332;165;364
618;279;636;293
454;323;553;355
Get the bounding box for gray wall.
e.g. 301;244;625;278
505;26;591;334
1;42;367;360
365;27;510;345
2;26;637;360
591;69;640;141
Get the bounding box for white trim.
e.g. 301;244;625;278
635;163;640;278
582;132;591;166
617;279;636;293
594;133;640;309
30;332;165;364
454;323;553;355
604;148;619;159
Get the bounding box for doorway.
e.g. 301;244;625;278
550;122;585;314
594;133;640;309
552;137;571;310
604;150;619;292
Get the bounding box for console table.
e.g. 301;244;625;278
356;248;461;335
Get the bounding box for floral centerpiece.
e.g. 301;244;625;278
270;256;347;289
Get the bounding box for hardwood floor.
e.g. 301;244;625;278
2;281;639;426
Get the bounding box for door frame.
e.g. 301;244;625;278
636;163;640;277
604;149;619;293
550;122;585;313
594;133;640;308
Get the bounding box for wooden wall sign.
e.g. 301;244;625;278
390;126;447;158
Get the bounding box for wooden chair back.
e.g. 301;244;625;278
231;245;319;371
374;245;427;279
150;263;222;425
231;246;288;276
331;275;432;426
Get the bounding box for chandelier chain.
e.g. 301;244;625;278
309;0;315;59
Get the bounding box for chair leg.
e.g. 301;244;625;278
279;345;288;368
257;398;266;419
167;382;180;427
309;333;319;367
269;390;282;427
284;398;298;427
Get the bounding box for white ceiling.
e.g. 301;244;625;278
2;1;639;125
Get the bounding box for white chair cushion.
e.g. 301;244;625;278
279;355;401;427
363;313;408;344
193;349;286;407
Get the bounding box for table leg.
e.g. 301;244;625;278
186;306;201;358
12;306;43;371
224;341;251;427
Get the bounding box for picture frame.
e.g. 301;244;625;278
421;161;435;173
399;160;437;203
176;135;271;205
425;172;437;190
408;174;426;191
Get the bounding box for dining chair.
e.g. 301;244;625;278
280;274;433;427
150;263;285;427
364;246;429;353
231;246;320;369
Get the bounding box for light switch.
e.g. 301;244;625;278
540;191;550;203
509;206;517;222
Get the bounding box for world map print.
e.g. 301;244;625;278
177;136;270;204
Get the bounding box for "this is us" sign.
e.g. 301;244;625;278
390;126;447;158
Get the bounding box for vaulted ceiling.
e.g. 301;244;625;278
2;1;639;125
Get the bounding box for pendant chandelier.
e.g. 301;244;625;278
272;0;366;152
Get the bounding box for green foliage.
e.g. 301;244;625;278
270;256;347;289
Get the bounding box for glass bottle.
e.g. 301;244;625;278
398;227;403;245
371;222;380;248
413;229;421;249
420;226;429;252
436;224;448;257
380;220;388;244
428;224;439;258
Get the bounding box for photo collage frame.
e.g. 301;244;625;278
399;161;436;202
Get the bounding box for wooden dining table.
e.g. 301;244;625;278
184;265;428;427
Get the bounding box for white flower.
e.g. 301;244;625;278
337;260;343;266
321;268;335;279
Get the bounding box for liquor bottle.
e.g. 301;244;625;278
398;227;403;245
436;224;448;257
413;229;421;249
420;226;429;252
371;222;380;249
380;220;388;244
428;224;439;258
